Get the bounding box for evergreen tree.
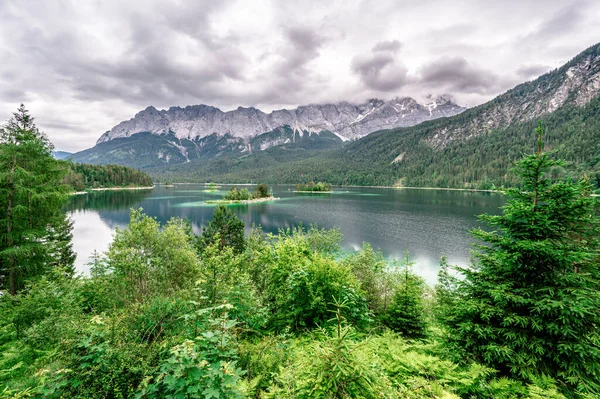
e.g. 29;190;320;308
0;105;71;294
199;205;245;254
445;123;600;395
383;252;427;338
45;214;76;276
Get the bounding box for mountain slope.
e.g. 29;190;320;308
151;43;600;188
71;127;343;169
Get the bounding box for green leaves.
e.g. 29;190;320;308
382;253;428;338
137;312;245;399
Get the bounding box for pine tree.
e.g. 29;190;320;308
383;252;427;338
434;255;459;326
199;205;245;254
0;104;71;294
45;213;76;276
446;123;600;395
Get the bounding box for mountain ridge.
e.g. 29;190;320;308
96;95;465;144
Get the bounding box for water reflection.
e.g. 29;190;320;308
67;189;154;211
68;185;504;284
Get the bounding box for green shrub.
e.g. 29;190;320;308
253;183;269;198
40;317;160;399
137;311;245;399
107;209;200;302
342;243;390;314
295;182;333;192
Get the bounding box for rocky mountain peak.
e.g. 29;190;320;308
96;95;466;145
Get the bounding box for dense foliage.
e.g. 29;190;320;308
1;200;583;398
295;182;333;192
63;162;153;191
383;253;427;338
198;205;246;254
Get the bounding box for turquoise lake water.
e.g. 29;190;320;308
67;184;504;284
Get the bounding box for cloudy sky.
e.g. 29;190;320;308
0;0;598;152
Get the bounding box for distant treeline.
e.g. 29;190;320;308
62;162;153;191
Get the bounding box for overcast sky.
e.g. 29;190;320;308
0;0;598;152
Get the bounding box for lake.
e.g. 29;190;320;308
67;185;505;284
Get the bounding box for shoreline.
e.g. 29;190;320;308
293;190;333;193
71;185;155;195
168;182;502;194
205;196;280;205
153;183;599;196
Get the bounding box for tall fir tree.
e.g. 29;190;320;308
0;104;72;294
383;252;427;338
444;123;600;395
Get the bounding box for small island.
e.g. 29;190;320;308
203;182;222;192
206;183;279;204
295;181;333;193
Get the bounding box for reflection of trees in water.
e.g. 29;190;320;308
66;190;153;212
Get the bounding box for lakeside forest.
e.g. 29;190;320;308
1;106;600;398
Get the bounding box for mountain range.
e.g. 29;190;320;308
71;43;600;189
70;96;465;167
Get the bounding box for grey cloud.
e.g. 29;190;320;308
1;0;248;108
372;40;402;53
286;26;325;55
0;88;31;103
531;3;585;40
252;25;329;105
351;42;408;91
516;64;552;79
418;56;500;94
518;1;592;56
